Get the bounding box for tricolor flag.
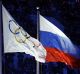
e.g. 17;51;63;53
2;5;46;63
39;15;80;68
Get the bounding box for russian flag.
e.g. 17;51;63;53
40;15;80;68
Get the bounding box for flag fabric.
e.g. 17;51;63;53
40;15;80;68
2;5;46;63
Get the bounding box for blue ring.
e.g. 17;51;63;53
9;20;20;34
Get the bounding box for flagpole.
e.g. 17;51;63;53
36;7;40;74
0;1;2;74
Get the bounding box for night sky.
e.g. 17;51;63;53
2;0;80;74
3;0;80;45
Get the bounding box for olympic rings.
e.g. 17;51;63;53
9;20;40;48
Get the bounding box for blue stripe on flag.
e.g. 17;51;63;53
40;31;80;59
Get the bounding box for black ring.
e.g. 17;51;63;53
20;28;31;39
26;36;31;39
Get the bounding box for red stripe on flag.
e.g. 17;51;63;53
45;47;80;68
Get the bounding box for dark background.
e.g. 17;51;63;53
2;0;80;74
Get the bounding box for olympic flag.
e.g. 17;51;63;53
2;5;46;63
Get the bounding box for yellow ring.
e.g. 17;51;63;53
14;27;26;43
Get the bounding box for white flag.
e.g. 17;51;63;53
2;5;46;63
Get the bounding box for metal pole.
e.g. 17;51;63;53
0;1;2;74
36;7;40;74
